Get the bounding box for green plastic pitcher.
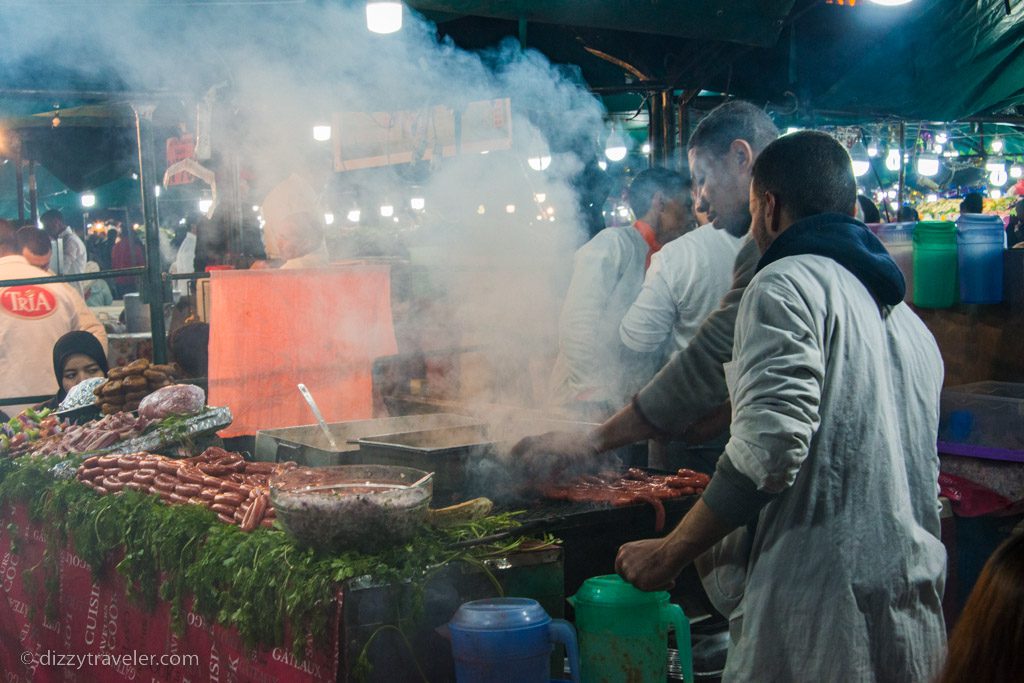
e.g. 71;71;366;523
568;574;693;683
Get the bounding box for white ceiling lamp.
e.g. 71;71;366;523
323;212;335;225
916;153;940;177
597;160;608;171
379;204;395;218
991;188;1003;199
1010;164;1023;179
989;167;1009;187
312;125;331;142
81;192;96;208
641;142;651;155
347;209;361;223
885;147;902;172
410;196;425;211
604;128;628;162
850;141;870;177
198;198;213;214
366;1;402;34
934;130;948;145
505;204;516;214
527;154;552;172
990;136;1004;154
866;141;879;158
533;193;546;203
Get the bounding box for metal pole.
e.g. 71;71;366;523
649;93;663;169
659;89;675;168
133;104;168;364
897;121;906;212
15;155;24;222
28;161;37;223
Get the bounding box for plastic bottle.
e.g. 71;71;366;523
956;213;1005;303
913;221;958;308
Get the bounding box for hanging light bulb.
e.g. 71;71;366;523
505;204;516;214
527;154;552;172
154;185;162;198
1010;164;1023;179
885;147;902;172
597;160;608;171
410;196;425;211
926;193;938;202
989;167;1008;187
866;141;879;158
80;193;96;208
990;136;1004;154
604;128;628;162
379;204;395;218
198;198;213;214
850;141;870;177
935;130;948;145
641;142;651;155
533;193;546;203
323;213;335;225
366;1;402;34
916;153;940;177
312;125;331;142
347;209;361;223
991;188;1003;199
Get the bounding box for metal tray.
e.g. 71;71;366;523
356;419;597;505
253;413;483;466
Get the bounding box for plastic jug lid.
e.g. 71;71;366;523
957;213;1005;228
571;574;669;606
449;598;551;631
914;221;956;233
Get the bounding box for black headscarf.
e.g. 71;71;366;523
51;331;109;403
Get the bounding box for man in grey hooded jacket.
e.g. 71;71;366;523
617;131;947;682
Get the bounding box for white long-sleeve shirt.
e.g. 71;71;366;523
0;255;108;415
619;223;743;356
549;225;650;408
49;227;88;295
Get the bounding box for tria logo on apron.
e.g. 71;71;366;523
1;285;58;319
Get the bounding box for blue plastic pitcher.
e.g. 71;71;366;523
448;597;580;683
956;213;1005;303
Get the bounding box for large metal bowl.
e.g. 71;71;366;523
270;464;432;554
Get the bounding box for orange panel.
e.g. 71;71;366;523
208;265;397;437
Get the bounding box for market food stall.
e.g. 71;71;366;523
0;359;705;681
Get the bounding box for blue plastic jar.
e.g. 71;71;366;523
957;213;1005;304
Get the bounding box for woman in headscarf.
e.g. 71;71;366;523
39;331;109;410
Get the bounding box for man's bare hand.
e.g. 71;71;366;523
615;538;680;592
507;430;604;484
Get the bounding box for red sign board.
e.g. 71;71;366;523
1;286;58;319
0;504;341;682
165;135;197;187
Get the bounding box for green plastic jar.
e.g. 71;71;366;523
913;221;958;308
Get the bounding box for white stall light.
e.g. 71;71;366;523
916;154;939;177
410;197;425;210
347;209;361;223
324;213;335;225
533;193;546;203
505;204;516;214
198;198;213;214
81;193;96;208
366;1;402;34
527;155;552;172
312;125;331;142
379;204;394;218
885;148;902;172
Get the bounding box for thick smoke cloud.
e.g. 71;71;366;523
2;1;610;410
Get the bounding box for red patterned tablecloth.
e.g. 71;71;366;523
0;504;341;682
